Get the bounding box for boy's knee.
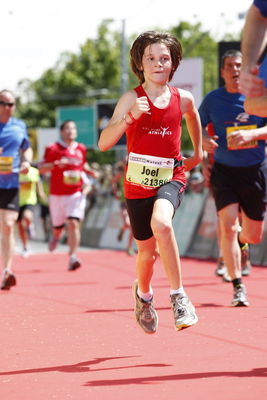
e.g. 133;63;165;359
151;218;172;238
138;248;157;264
221;222;238;239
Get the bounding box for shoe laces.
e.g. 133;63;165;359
234;284;245;296
141;301;154;321
172;295;187;318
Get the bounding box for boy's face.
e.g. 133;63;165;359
141;42;172;84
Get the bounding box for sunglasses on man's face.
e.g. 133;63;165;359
0;101;15;107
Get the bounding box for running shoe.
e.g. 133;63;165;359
170;293;198;331
231;284;249;307
222;270;231;282
241;244;252;276
215;257;227;276
0;271;17;290
48;237;59;252
21;247;30;258
68;259;81;271
127;248;135;256
132;280;158;334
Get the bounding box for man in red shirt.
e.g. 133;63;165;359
40;120;93;270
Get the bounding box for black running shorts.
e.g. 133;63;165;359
210;160;267;221
17;204;35;221
126;181;185;241
0;188;19;212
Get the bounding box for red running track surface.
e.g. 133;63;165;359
0;249;266;399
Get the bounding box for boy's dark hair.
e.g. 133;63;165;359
221;49;242;68
60;120;75;131
130;31;183;84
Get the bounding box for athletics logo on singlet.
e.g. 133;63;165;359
147;126;172;138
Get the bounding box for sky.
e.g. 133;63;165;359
1;0;253;93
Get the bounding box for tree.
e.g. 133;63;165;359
170;21;240;149
17;20;122;129
16;19;240;154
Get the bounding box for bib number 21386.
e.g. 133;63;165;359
126;152;174;188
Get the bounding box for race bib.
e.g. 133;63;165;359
0;156;13;174
126;152;174;188
226;125;258;150
63;170;81;185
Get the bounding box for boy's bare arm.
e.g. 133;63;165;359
180;89;203;171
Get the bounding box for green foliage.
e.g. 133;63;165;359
171;21;218;96
170;21;217;149
15;19;241;157
86;148;116;165
16;20;122;129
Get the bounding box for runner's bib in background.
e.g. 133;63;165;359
0;156;13;174
226;125;258;150
63;170;81;185
126;152;174;188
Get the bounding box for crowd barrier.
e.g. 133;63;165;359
80;190;267;266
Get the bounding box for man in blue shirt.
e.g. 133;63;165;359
199;50;267;307
239;0;267;116
0;89;32;290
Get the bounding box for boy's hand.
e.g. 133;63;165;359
130;96;151;119
183;152;203;172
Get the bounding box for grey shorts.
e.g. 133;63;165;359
126;181;185;240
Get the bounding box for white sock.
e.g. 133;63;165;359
70;254;77;262
2;268;10;278
170;287;186;297
137;288;153;302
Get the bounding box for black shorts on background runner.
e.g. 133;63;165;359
210;160;267;221
0;188;19;212
17;204;34;221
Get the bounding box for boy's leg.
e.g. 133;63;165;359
151;198;182;289
151;198;198;330
133;237;158;334
135;236;157;292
